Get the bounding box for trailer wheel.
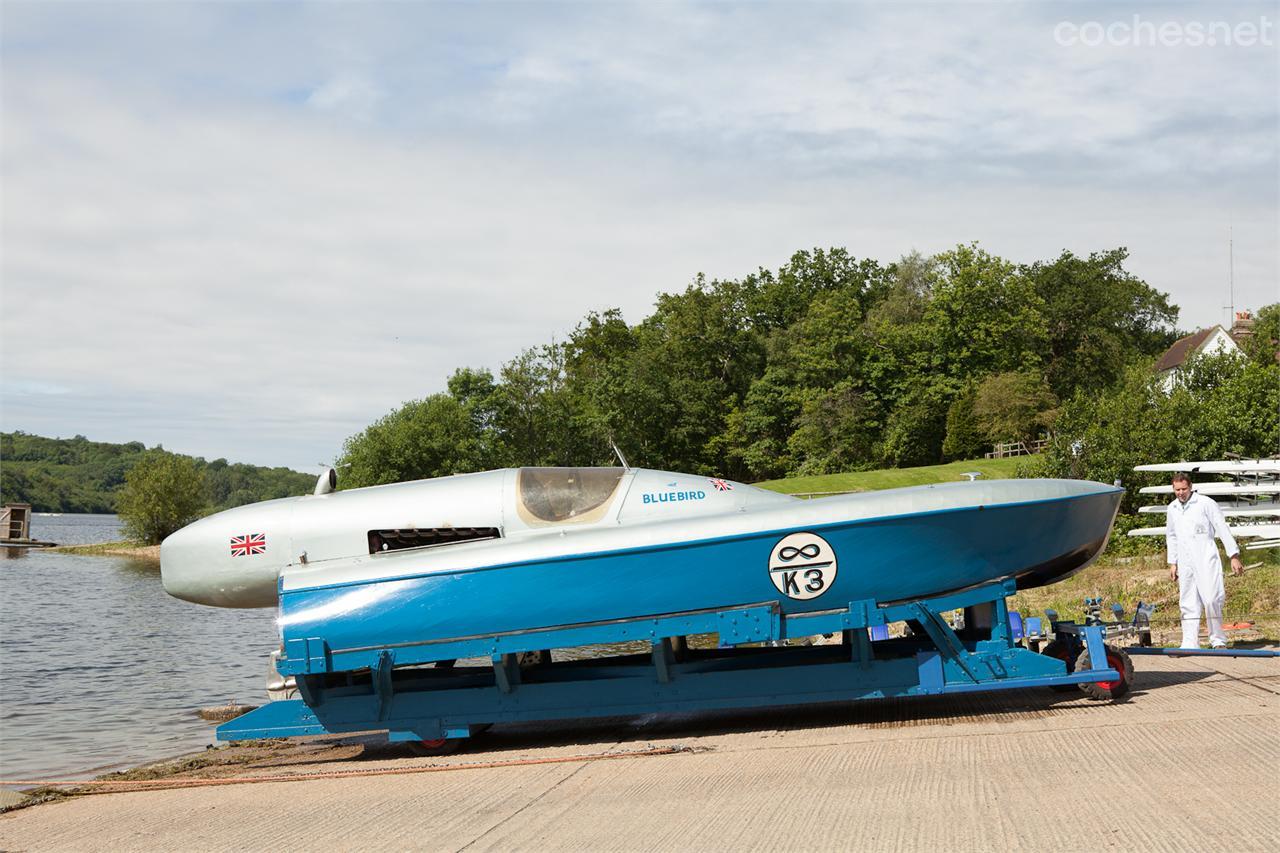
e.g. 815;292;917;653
408;738;463;757
517;650;552;666
1040;639;1079;692
1074;644;1133;702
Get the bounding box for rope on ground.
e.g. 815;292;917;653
1;745;693;795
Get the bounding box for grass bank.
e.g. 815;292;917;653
52;540;160;561
756;456;1030;495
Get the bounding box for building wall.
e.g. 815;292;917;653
1159;328;1242;392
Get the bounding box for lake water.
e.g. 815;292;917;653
0;514;278;783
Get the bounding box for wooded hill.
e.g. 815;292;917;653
0;432;314;513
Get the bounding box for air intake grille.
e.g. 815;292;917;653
368;527;500;554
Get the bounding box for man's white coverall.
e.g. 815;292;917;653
1166;492;1240;649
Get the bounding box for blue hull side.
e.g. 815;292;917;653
280;489;1120;663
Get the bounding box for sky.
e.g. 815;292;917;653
2;0;1276;473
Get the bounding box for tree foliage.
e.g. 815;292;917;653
340;394;489;488
1022;248;1178;398
941;386;985;462
116;450;209;544
1242;303;1280;368
336;243;1191;485
972;371;1059;447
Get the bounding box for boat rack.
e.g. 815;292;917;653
219;578;1128;746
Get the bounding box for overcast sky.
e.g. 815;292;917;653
2;1;1276;473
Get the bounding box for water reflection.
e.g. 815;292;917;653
115;557;162;578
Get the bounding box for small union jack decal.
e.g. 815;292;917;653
709;478;733;492
230;533;267;557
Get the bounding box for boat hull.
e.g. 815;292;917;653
279;485;1121;665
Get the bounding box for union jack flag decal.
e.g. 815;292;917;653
230;533;267;557
709;478;733;492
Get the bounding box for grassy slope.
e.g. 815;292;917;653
759;455;1279;642
755;456;1028;494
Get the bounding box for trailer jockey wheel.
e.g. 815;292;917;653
408;738;463;757
1039;639;1080;692
1074;644;1134;702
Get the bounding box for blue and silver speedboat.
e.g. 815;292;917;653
162;468;1122;668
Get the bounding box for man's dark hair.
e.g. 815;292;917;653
1171;472;1192;486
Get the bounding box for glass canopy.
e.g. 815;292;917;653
517;467;626;524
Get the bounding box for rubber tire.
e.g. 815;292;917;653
407;738;463;757
1074;644;1134;702
1040;639;1079;692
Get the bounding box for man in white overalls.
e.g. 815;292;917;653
1166;473;1244;649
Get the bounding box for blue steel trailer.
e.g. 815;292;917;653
218;578;1131;749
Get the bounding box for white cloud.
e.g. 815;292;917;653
306;72;385;122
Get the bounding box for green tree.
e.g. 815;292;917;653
924;244;1048;379
787;383;881;474
880;379;953;467
972;371;1058;447
733;368;801;479
941;385;986;461
494;343;591;466
447;367;505;465
563;309;647;466
868;244;1048;467
117;450;208;544
1021;248;1178;398
339;394;487;488
740;248;887;331
1242;303;1280;368
621;278;762;474
746;288;879;475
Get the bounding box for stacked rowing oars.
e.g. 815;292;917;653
1128;458;1280;551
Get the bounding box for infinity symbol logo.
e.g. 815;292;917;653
778;543;822;561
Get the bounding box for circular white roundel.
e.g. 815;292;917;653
768;532;837;600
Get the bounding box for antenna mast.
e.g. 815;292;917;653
1221;226;1236;327
1223;225;1233;322
1229;226;1235;323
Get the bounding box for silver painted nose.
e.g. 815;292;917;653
160;501;291;608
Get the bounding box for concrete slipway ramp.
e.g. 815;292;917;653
2;653;1277;852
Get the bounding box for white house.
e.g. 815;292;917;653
1155;313;1252;391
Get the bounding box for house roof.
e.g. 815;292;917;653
1155;327;1219;372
